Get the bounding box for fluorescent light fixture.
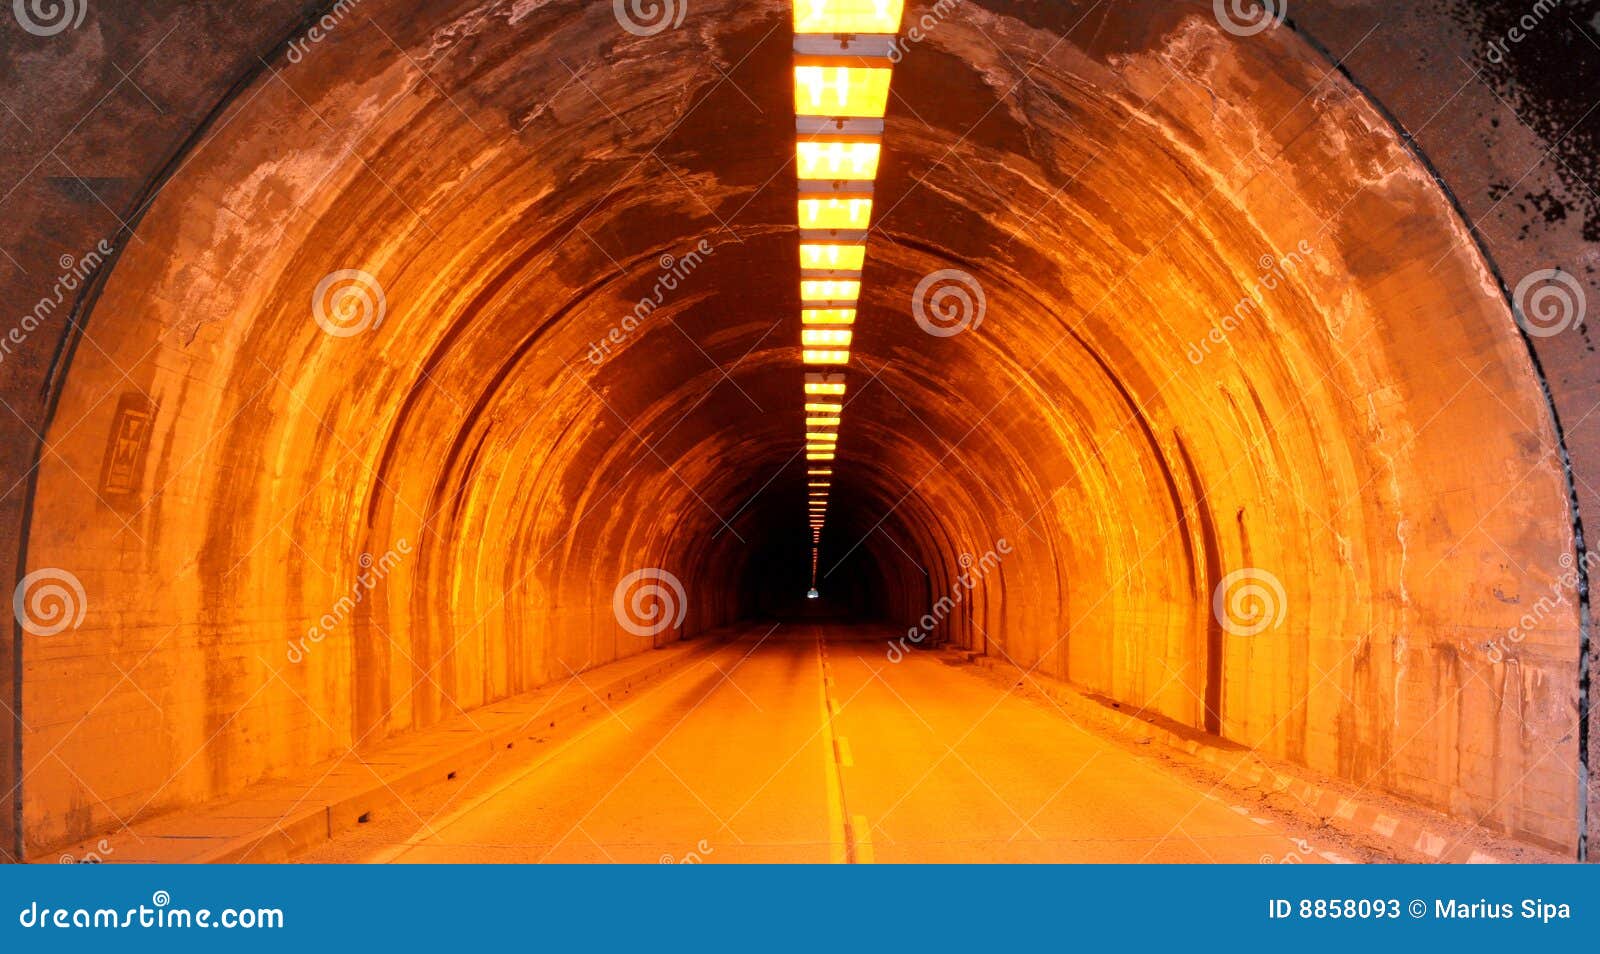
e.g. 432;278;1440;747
801;279;861;303
801;329;852;347
806;416;842;427
807;452;837;461
796;141;881;181
793;0;904;34
798;197;872;231
802;309;856;326
800;243;868;273
794;65;893;118
806;430;839;442
805;404;844;416
802;349;850;365
808;467;833;475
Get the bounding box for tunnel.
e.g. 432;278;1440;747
2;0;1596;864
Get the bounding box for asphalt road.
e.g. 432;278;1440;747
298;626;1339;863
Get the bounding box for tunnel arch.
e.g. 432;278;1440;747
10;0;1585;856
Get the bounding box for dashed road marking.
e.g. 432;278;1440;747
851;815;875;864
817;635;848;864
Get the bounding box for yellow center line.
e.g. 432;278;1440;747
851;814;875;864
819;634;875;863
816;632;850;863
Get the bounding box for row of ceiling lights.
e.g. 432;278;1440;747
792;0;906;589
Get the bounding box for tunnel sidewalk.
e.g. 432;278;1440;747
954;651;1570;864
45;636;728;864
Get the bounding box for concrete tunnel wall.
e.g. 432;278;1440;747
0;0;1592;858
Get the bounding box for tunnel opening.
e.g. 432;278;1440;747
3;0;1589;861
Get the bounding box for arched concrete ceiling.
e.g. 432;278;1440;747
3;0;1588;856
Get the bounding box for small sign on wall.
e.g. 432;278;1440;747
97;391;156;503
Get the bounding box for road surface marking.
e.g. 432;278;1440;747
851;815;875;864
817;635;849;864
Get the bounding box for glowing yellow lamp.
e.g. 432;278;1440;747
799;243;868;272
794;66;893;118
801;280;861;303
805;374;846;394
794;0;904;34
797;141;881;181
802;329;852;347
799;197;873;230
802;309;856;326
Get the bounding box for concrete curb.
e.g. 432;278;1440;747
954;651;1547;864
45;637;727;864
